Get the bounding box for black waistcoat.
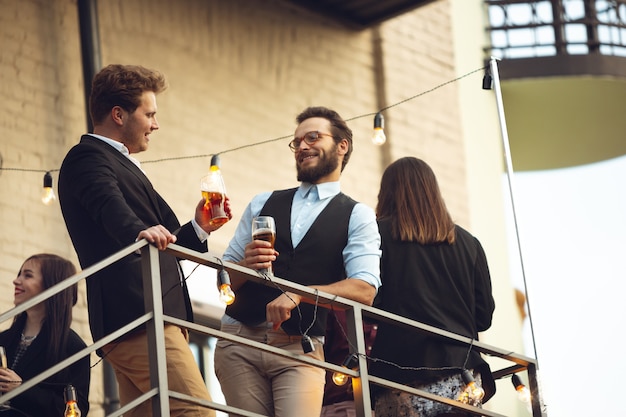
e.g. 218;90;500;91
225;187;356;335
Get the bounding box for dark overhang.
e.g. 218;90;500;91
280;0;436;29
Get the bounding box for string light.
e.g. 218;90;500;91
0;66;488;191
331;353;359;386
41;171;57;205
63;384;82;416
372;112;386;145
217;268;235;305
457;369;485;407
512;374;532;406
482;69;493;90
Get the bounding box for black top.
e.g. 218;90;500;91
369;219;496;401
0;318;91;416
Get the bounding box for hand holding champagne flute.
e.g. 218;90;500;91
251;216;276;276
0;345;9;408
0;347;6;369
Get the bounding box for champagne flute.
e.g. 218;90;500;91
0;347;6;369
251;216;276;276
0;346;8;408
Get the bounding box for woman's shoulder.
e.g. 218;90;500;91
0;325;19;345
376;217;393;232
0;329;9;343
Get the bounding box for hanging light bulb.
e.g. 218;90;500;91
42;171;57;205
64;384;82;416
457;369;485;407
372;112;386;145
217;269;235;305
331;353;359;386
482;69;493;90
331;371;350;386
511;374;532;405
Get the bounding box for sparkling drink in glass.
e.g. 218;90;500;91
251;216;276;276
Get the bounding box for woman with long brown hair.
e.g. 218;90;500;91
370;157;496;417
0;253;90;416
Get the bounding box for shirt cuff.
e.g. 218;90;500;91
191;219;210;243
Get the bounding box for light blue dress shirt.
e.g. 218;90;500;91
223;181;381;289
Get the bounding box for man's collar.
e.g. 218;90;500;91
298;181;340;200
88;133;132;156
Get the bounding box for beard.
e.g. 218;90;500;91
296;144;340;183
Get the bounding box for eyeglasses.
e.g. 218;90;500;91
288;131;334;152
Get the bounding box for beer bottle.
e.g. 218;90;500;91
63;385;81;417
200;154;229;226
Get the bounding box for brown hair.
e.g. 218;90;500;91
14;254;78;365
296;106;353;171
89;64;168;126
376;157;456;244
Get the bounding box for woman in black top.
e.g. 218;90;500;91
370;157;496;417
0;253;90;416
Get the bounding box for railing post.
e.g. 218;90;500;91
141;244;170;416
345;306;372;417
526;363;546;417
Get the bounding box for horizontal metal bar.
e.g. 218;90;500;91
368;375;508;417
168;390;267;417
166;315;357;377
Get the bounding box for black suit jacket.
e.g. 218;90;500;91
58;135;207;343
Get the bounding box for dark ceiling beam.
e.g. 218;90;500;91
281;0;436;29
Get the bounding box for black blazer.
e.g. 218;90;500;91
58;135;207;343
0;323;90;416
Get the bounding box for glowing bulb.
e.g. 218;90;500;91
42;171;57;205
372;112;386;145
512;374;532;404
217;269;235;305
331;353;359;386
219;283;236;305
331;372;350;386
64;384;82;416
457;369;485;406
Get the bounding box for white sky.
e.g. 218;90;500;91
506;154;626;416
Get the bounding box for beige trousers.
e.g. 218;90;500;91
102;324;215;417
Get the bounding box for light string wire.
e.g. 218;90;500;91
329;305;476;376
256;270;319;340
0;65;487;175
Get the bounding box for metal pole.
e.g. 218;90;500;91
142;244;171;416
489;56;546;417
77;0;102;134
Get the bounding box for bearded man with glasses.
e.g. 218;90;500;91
215;106;381;417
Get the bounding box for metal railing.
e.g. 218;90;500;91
0;240;546;416
485;0;626;59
